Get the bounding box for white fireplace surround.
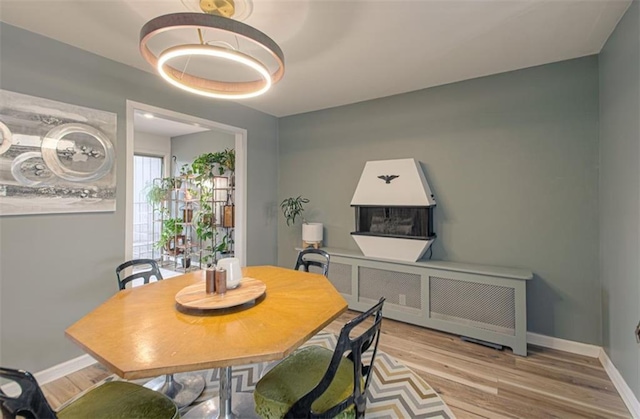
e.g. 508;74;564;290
351;158;435;206
351;158;436;262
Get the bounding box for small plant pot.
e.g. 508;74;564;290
302;223;323;243
181;257;191;269
183;208;193;223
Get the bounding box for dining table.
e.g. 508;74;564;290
65;265;348;419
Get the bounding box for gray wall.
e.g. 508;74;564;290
278;56;601;344
600;1;640;398
0;22;279;371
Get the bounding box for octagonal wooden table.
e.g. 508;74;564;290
65;265;348;419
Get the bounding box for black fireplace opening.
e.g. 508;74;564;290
351;206;435;240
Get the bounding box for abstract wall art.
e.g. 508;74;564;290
0;90;117;216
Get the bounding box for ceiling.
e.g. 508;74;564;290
0;0;631;118
134;110;210;137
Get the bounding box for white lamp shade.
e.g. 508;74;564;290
302;223;323;242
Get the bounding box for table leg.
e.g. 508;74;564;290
144;373;205;409
183;366;258;419
219;366;233;418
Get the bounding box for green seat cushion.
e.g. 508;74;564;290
254;346;357;419
58;381;179;419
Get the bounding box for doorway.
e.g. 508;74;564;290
132;154;163;259
125;101;247;266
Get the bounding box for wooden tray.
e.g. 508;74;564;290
175;277;266;310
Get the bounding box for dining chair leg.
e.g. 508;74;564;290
144;372;205;409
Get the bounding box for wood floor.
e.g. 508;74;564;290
42;311;631;418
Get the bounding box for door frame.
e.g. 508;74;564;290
125;100;248;266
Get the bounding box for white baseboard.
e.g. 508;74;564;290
527;332;639;417
1;354;97;396
527;331;602;358
599;349;640;419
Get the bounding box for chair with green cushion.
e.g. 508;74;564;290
254;297;385;419
0;366;179;419
115;259;205;408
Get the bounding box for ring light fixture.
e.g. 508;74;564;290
140;9;284;100
157;45;272;99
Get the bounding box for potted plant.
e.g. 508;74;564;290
157;217;184;254
180;163;193;178
219;148;235;173
182;204;194;223
214;233;231;256
180;256;191;269
281;196;323;246
192;149;236;180
281;196;309;226
145;177;174;206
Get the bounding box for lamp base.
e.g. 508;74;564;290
302;240;322;249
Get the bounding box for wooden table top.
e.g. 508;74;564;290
65;266;348;380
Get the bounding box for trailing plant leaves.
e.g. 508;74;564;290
191;149;235;179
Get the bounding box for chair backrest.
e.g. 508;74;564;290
116;259;163;291
0;367;57;419
286;297;385;419
294;249;330;277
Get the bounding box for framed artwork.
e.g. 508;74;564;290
0;90;117;216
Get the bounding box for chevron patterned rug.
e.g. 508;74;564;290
177;332;454;419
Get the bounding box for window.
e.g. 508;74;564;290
133;155;163;259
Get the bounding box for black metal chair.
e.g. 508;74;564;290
115;259;204;408
115;259;163;290
294;248;330;277
254;297;385;419
0;366;179;419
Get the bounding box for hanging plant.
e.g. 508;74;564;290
145;177;174;206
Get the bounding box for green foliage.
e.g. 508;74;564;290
156;218;184;250
193;209;214;241
220;148;235;172
180;163;193;177
145;177;186;206
191;149;236;180
280;196;309;226
145;177;173;205
214;233;230;254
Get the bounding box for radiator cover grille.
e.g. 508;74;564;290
328;262;352;294
358;267;421;308
429;276;515;335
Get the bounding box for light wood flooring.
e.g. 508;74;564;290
42;311;631;418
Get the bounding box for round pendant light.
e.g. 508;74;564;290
140;7;284;99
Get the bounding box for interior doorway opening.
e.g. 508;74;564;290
125;101;247;268
133;154;163;260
